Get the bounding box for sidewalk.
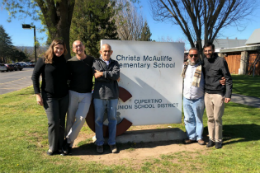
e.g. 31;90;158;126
231;94;260;108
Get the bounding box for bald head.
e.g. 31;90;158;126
72;40;83;48
101;43;112;50
72;40;85;56
100;44;113;61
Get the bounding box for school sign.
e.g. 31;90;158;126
101;40;184;126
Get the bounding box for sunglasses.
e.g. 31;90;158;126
189;54;198;57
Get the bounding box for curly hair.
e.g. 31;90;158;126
44;39;68;64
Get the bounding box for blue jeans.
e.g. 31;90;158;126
183;97;205;140
94;99;118;146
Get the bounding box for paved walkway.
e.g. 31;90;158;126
231;94;260;108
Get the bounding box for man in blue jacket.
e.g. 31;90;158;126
93;43;120;154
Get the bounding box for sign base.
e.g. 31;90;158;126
115;128;186;144
92;128;186;144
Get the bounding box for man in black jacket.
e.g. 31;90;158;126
203;42;233;149
93;43;120;154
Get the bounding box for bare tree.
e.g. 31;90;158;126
150;0;256;52
115;0;144;40
157;36;187;50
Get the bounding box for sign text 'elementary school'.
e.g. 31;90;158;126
116;55;175;69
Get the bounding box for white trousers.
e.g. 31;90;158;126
66;90;92;146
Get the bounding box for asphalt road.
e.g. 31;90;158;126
0;68;34;95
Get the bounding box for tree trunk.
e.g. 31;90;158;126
37;0;75;60
50;21;71;60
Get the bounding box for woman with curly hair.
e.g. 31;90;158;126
32;39;69;155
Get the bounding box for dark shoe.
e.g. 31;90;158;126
198;139;205;145
67;146;72;155
63;139;71;155
109;145;117;153
57;149;64;155
215;142;222;149
96;145;103;154
47;149;55;156
184;139;196;144
207;140;215;148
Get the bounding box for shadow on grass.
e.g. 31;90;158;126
70;140;183;156
202;123;260;146
222;123;260;145
225;102;260;109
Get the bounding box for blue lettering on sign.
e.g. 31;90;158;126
134;99;162;104
157;103;179;108
116;55;140;61
134;104;156;109
143;56;172;61
153;62;175;68
117;105;132;110
118;99;179;110
119;63;150;69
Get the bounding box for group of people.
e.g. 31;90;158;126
32;39;232;156
182;43;232;149
32;39;120;155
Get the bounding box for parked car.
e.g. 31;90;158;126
14;63;23;71
26;62;35;67
18;62;28;67
30;62;35;67
5;64;14;71
0;63;7;72
12;64;18;71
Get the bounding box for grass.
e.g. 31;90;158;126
232;75;260;98
0;85;260;172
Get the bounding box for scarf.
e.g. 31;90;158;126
181;60;202;87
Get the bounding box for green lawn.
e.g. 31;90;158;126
232;75;260;98
0;86;260;172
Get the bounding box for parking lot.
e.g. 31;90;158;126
0;68;34;95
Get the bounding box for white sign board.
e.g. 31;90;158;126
101;40;184;126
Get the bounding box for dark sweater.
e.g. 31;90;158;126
92;58;120;99
203;55;233;98
67;56;94;93
31;56;68;98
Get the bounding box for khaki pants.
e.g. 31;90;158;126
204;93;225;142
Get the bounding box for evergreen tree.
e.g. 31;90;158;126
70;0;118;58
11;48;28;62
0;25;14;63
139;21;152;41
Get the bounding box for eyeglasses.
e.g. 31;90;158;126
103;50;111;53
73;44;83;48
189;54;198;57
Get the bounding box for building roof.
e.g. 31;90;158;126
202;38;247;49
246;28;260;45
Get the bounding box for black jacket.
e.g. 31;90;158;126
92;58;120;99
31;56;68;98
203;55;233;98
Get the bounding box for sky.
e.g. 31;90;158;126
0;0;260;49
